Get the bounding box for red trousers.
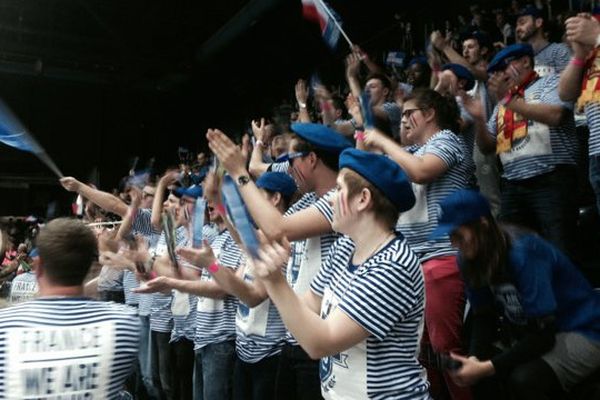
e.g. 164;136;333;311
420;255;471;400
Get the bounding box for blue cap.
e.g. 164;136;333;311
487;43;534;73
442;63;475;91
29;248;39;258
429;189;491;239
256;172;297;198
517;5;543;19
183;184;203;199
290;123;352;154
339;148;415;212
408;56;428;68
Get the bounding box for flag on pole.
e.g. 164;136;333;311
301;0;344;49
0;98;63;178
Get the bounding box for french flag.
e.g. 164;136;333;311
301;0;342;49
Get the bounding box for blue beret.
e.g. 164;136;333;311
290;123;352;154
429;189;491;239
173;187;186;198
183;184;203;199
518;5;543;19
256;172;297;198
408;56;429;68
339;148;415;212
442;63;475;91
487;43;533;73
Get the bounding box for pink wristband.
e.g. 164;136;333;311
570;57;586;68
208;261;220;273
354;131;365;141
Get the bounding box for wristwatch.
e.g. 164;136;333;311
298;101;307;109
237;175;250;186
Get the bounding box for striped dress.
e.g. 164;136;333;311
0;298;139;399
311;235;430;400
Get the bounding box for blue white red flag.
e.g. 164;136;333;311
301;0;342;49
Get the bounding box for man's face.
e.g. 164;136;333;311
406;63;425;87
365;78;388;105
462;39;482;65
141;185;155;209
516;15;539;42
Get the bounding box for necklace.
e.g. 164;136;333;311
322;232;396;318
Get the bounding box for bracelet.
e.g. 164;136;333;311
570;57;585;68
207;261;220;273
298;101;307;109
354;131;365;141
255;139;265;148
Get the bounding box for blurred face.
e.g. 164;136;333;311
401;100;429;144
365;78;388;105
516;15;539;42
141;185;155;209
271;134;289;159
330;171;355;234
206;200;222;224
287;139;313;194
406;63;425;87
462;39;482;65
180;195;196;224
163;194;181;221
450;225;478;260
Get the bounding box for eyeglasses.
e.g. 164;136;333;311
401;108;423;119
142;191;155;198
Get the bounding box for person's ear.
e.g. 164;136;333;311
356;188;373;212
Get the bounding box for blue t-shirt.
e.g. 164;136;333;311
310;235;429;399
487;73;579;181
463;233;600;343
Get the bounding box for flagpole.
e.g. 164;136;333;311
315;0;353;48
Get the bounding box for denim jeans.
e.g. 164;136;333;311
590;154;600;215
233;353;280;400
274;344;323;400
193;340;235;400
499;165;578;259
139;316;160;399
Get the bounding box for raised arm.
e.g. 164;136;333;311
151;171;178;230
207;129;332;242
60;177;128;217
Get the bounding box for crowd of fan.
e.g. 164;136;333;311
1;1;600;400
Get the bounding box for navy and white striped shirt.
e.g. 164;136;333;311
235;267;286;363
284;190;339;345
585;101;600;156
131;208;161;315
487;73;578;181
149;226;189;333
194;230;243;350
534;42;571;78
396;130;470;261
122;270;139;306
0;298;139;400
311;235;429;400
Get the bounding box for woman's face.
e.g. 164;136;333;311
330;170;355;235
401;100;428;144
450;225;478;260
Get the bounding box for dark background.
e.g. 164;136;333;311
0;0;559;216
